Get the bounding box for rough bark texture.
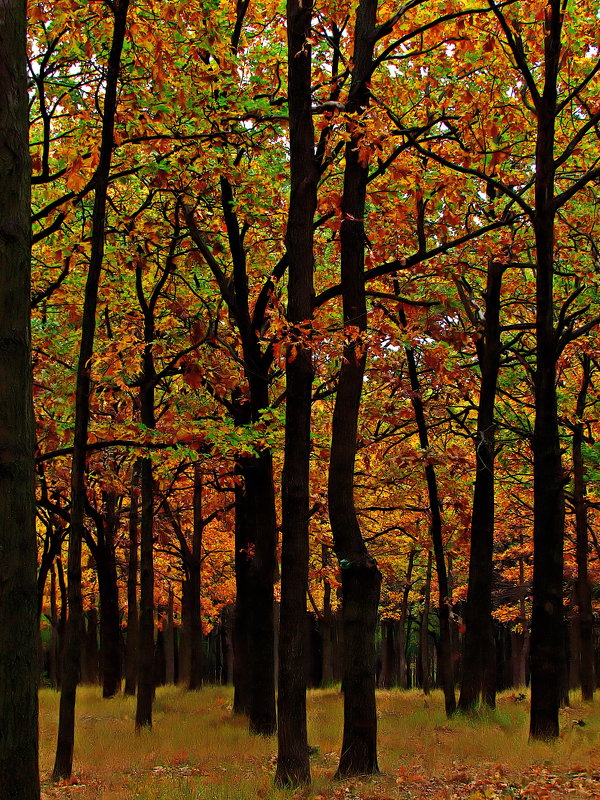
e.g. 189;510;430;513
458;261;503;712
276;0;318;785
328;0;382;777
53;0;130;779
0;1;40;794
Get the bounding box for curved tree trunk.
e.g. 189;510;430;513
0;1;39;792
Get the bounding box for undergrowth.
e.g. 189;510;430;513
39;686;600;799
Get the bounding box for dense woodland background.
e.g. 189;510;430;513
2;0;600;796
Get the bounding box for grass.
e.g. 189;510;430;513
39;686;600;799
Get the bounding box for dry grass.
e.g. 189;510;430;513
39;686;600;799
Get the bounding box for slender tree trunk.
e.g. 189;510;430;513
459;260;503;712
418;553;433;694
572;355;594;700
82;605;99;685
401;308;455;715
397;551;415;689
188;463;203;691
97;493;122;697
53;0;130;778
233;466;251;714
135;449;155;727
124;470;139;695
276;0;317;784
529;1;564;739
164;586;175;685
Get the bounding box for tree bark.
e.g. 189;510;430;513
401;307;455;715
53;0;130;779
95;492;123;697
0;6;39;789
276;0;318;785
418;552;433;694
458;260;504;712
124;468;139;695
188;463;204;691
327;0;383;777
572;355;594;700
529;0;565;739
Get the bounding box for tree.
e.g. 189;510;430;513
275;0;318;786
0;0;40;796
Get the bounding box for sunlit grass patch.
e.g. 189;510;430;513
39;686;600;800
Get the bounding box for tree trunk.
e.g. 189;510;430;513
458;260;503;712
418;552;433;694
529;3;565;739
0;2;39;795
276;0;318;785
124;470;139;695
164;586;176;685
572;355;594;700
53;0;130;779
96;492;122;697
188;463;203;691
401;307;455;715
233;468;251;714
327;0;383;778
135;453;155;728
397;551;415;689
244;453;277;735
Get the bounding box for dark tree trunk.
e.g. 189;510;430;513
529;1;564;739
244;453;277;735
572;355;594;700
124;470;139;695
379;621;396;689
275;0;318;786
458;260;504;712
82;606;99;685
401;308;455;715
418;553;433;694
136;452;155;728
327;0;383;778
164;586;176;685
188;463;204;691
233;468;251;714
96;493;122;698
48;564;61;688
397;551;415;689
53;0;130;779
0;2;39;795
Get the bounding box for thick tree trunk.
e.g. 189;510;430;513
276;0;318;786
124;471;139;695
53;0;130;779
572;355;594;700
244;453;277;735
459;261;503;712
0;2;39;796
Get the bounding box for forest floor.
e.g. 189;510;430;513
39;685;600;800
